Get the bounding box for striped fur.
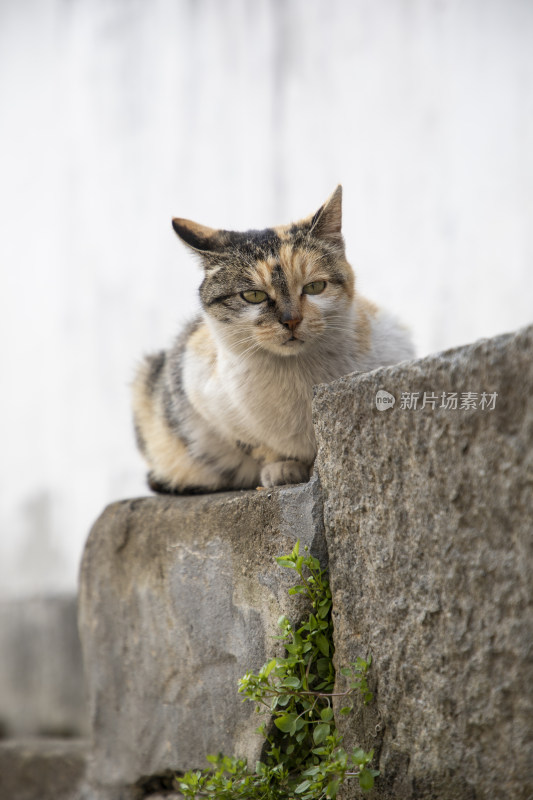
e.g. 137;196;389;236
132;186;414;493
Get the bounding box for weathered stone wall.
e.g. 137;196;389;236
313;325;533;799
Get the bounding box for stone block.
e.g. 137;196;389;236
0;738;88;800
78;479;325;798
0;595;88;738
313;325;533;799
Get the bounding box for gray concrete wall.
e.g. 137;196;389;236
1;0;533;598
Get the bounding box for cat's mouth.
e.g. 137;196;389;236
283;335;303;346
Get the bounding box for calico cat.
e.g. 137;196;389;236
132;186;413;493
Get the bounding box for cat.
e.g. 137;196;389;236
132;185;414;493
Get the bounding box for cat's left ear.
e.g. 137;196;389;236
172;218;225;255
309;185;343;239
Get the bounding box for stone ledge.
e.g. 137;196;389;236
0;738;89;800
313;325;533;799
0;595;88;738
78;478;325;798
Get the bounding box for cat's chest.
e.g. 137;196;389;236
224;356;311;429
183;347;314;456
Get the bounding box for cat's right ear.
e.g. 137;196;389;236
172;218;223;255
309;185;343;240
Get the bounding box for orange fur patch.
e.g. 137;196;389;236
274;223;294;243
353;295;378;355
188;324;216;366
132;357;224;490
254;257;278;289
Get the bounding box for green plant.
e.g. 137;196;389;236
176;542;378;799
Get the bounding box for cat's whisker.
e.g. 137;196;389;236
226;335;257;349
239;343;263;360
222;331;262;349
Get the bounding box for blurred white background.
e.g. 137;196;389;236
1;0;532;597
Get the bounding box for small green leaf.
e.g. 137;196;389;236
316;633;330;657
288;585;306;595
295;779;311;793
352;747;368;765
317;658;332;678
313;723;330;744
274;714;297;733
263;658;277;677
320;707;334;722
339;705;353;715
276;557;295;568
317;600;332;618
283;676;301;689
326;777;340;798
358;767;375;790
285;643;302;654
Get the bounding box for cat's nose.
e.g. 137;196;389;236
280;312;302;331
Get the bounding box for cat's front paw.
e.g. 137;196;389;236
260;460;310;487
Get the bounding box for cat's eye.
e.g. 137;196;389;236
302;280;327;295
241;290;268;304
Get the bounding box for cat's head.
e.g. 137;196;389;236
172;186;355;357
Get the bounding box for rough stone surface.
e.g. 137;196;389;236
0;595;88;738
78;478;325;799
313;325;533;799
0;738;89;800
